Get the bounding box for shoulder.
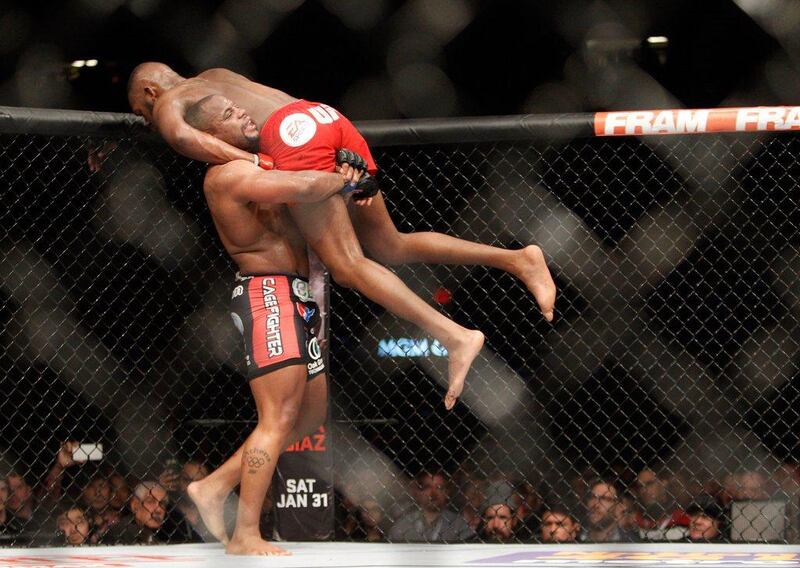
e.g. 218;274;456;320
198;68;245;81
205;160;250;185
153;83;199;119
204;160;255;199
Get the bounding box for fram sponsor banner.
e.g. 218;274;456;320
471;550;800;566
595;106;800;136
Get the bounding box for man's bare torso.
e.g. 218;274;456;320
158;68;296;128
203;166;309;277
159;69;305;276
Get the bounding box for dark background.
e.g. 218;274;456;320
0;0;796;117
1;0;800;536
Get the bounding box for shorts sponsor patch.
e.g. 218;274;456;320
279;112;317;147
292;278;312;301
307;336;324;375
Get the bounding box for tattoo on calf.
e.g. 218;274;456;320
243;448;271;475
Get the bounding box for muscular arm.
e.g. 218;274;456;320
206;160;346;204
155;98;253;164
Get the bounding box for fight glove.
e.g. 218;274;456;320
254;153;274;170
351;174;379;201
335;149;368;173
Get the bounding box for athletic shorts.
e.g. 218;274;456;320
259;99;378;175
230;273;325;381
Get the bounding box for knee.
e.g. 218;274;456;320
258;403;300;436
328;267;356;289
327;256;363;289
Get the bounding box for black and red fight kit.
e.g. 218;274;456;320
230;273;324;381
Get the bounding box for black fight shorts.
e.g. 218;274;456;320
230;273;325;381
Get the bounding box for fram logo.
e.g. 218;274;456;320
595;106;800;136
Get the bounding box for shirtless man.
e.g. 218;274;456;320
127;62;556;322
191;94;484;409
191;156;373;555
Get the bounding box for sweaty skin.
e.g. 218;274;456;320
128;63;557;322
198;162;357;556
164;96;484;556
190;94;483;407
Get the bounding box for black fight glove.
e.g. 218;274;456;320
335;149;368;173
351;174;380;202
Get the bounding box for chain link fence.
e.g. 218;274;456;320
1;110;799;546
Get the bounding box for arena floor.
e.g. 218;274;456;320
2;542;800;568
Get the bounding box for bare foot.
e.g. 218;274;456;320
444;329;484;410
187;480;229;545
226;535;291;556
515;245;556;322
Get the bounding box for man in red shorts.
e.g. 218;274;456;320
145;94;485;554
127;62;556;322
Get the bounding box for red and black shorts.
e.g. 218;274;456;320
259;99;378;175
230;273;325;381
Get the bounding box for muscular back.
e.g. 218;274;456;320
156;68;296;130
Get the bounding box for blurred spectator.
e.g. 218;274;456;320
352;498;387;542
456;473;486;532
0;479;23;538
685;494;726;542
580;479;639;542
616;490;640;533
388;470;475;542
100;481;201;544
100;481;168;544
157;458;183;495
480;502;517;543
6;472;36;525
175;459;213;541
334;486;361;540
569;469;597;502
540;504;580;543
635;467;689;540
773;465;800;543
108;472;132;513
476;479;517;543
40;442;80;504
35;504;93;547
514;480;544;541
81;475;120;537
720;470;771;505
56;506;93;546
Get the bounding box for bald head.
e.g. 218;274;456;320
184;94;261;151
127;62;181;95
185;94;223;133
127;61;184;126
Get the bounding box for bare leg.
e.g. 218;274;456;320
289;195;484;409
225;365;308;556
349;192;557;321
189;373;328;544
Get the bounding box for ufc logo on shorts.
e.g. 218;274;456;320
307;104;340;124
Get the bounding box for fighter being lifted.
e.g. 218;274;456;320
127;62;557;322
125;63;556;556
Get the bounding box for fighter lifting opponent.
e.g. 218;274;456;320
125;63;556;555
189;155;371;555
126;62;557;322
